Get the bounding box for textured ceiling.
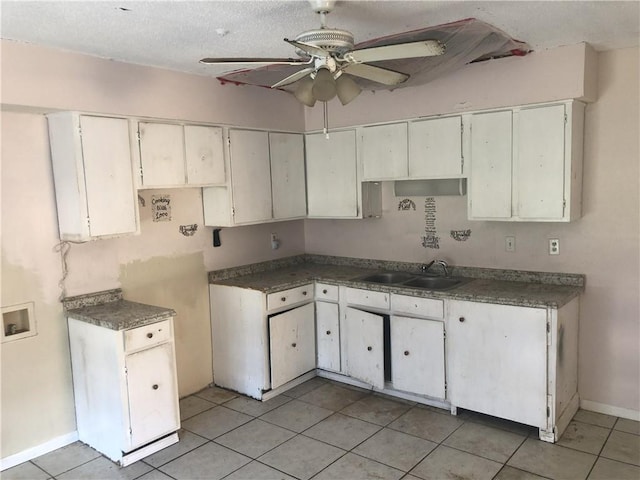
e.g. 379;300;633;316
2;0;639;79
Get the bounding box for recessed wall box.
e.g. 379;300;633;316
2;302;36;343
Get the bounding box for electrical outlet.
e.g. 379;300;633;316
505;236;516;252
549;238;560;255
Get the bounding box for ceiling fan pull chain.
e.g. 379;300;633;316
323;101;330;139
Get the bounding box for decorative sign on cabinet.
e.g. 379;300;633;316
47;112;139;241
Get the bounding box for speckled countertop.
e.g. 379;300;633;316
63;289;176;330
209;255;584;308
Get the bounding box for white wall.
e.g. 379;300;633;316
1;40;306;460
305;46;640;415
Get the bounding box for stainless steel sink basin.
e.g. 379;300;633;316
358;272;415;284
402;276;465;290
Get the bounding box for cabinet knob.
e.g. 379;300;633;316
152;384;159;390
459;317;465;323
281;297;287;302
302;291;307;296
147;332;154;338
367;346;373;351
322;289;328;294
326;330;331;335
404;350;410;356
291;342;297;348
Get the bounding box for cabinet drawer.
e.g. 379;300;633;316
267;284;313;311
344;288;389;310
391;294;444;319
124;319;172;353
315;283;339;302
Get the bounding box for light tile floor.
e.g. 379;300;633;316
4;378;640;480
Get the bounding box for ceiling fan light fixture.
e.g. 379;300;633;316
336;74;362;105
312;68;337;102
294;76;316;107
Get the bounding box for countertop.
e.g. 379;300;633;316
63;289;176;330
209;255;584;309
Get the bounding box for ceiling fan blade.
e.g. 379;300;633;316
284;38;329;58
200;57;312;66
271;67;316;88
343;63;409;86
345;40;445;63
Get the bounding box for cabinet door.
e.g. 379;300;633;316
468;110;513;219
316;302;340;372
184;125;225;185
125;343;180;450
344;307;384;389
305;130;358;218
516;104;566;220
448;300;548;428
229;129;273;224
269;303;316;389
80;116;138;238
409;116;462;178
391;316;445;398
269;132;307;219
138;122;186;187
361;123;408;180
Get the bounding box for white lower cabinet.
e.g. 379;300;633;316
269;303;316;389
344;307;385;389
210;284;316;399
390;315;445;399
316;301;341;372
447;298;580;441
67;317;180;465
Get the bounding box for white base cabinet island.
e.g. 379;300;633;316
65;291;180;466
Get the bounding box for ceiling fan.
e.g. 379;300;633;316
200;0;446;107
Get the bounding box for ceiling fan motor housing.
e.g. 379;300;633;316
295;28;355;56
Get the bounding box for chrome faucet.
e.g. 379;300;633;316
422;259;449;277
435;260;450;277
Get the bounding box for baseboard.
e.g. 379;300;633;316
1;431;79;471
581;399;640;421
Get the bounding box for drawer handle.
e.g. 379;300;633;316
326;330;331;335
323;289;328;294
281;297;287;302
367;346;372;351
459;317;465;323
404;350;410;356
152;384;159;390
302;291;307;296
291;342;297;348
147;333;154;339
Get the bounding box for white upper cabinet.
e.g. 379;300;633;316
138;122;185;187
409;116;464;178
361;123;408;180
184;125;226;186
203;130;307;226
269;132;307;220
229;129;273;224
468;101;584;222
306;130;359;218
468;110;513;219
136;122;225;188
47;112;139;241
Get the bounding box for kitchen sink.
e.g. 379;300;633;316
402;276;464;290
358;272;415;284
357;271;470;291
